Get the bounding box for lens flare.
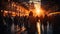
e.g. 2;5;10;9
34;2;41;16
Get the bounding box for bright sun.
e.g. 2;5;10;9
34;2;41;16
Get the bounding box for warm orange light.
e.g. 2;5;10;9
16;12;19;16
12;12;16;16
3;10;8;16
4;10;8;13
37;20;41;34
34;2;41;17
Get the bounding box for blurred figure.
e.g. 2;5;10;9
14;15;19;26
3;14;8;34
14;15;19;33
28;11;38;34
19;15;29;34
43;15;48;34
40;14;48;34
48;13;60;34
19;16;23;29
4;13;13;34
40;15;44;34
0;10;5;34
23;16;28;31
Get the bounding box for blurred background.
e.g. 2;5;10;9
0;0;60;34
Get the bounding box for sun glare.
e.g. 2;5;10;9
34;2;41;16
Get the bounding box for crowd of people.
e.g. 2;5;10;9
0;11;60;34
0;11;39;34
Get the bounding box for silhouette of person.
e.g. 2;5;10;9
28;11;38;34
48;13;60;34
40;14;48;34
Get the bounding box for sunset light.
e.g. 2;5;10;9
34;2;41;17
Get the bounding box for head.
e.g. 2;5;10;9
29;11;33;16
